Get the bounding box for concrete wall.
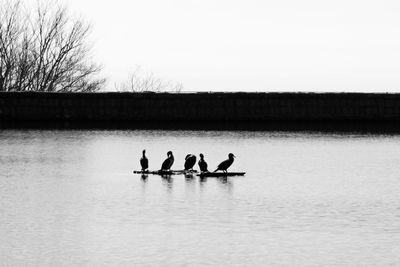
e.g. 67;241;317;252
1;92;400;123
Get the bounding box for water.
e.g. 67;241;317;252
1;130;400;266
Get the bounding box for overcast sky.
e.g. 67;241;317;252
62;0;400;92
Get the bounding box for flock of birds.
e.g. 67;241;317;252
140;150;236;173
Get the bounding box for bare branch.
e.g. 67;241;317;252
0;0;105;92
116;66;183;93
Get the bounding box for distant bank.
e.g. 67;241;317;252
1;92;400;132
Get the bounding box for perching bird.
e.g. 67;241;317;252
140;149;148;171
184;154;197;171
214;153;235;173
198;153;208;173
161;151;174;171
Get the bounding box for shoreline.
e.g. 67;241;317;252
1;92;400;132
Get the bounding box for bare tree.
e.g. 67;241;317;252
0;0;22;91
116;66;183;93
0;0;105;92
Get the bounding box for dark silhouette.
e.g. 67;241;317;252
184;154;197;171
140;149;148;171
214;153;235;173
0;1;104;92
161;151;174;171
198;153;208;173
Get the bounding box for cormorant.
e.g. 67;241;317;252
184;154;197;171
214;153;235;173
198;153;208;173
161;151;174;171
140;149;148;171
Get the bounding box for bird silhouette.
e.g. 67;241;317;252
161;151;174;171
184;154;197;171
198;153;208;173
140;149;148;171
214;153;235;173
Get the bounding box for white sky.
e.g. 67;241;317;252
61;0;400;92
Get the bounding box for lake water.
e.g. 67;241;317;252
1;130;400;266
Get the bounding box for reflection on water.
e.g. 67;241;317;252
1;130;400;266
184;173;195;181
141;173;148;181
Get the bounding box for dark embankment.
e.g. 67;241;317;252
1;92;400;133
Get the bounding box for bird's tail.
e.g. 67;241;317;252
213;168;219;172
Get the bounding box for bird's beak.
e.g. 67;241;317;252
233;155;236;158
